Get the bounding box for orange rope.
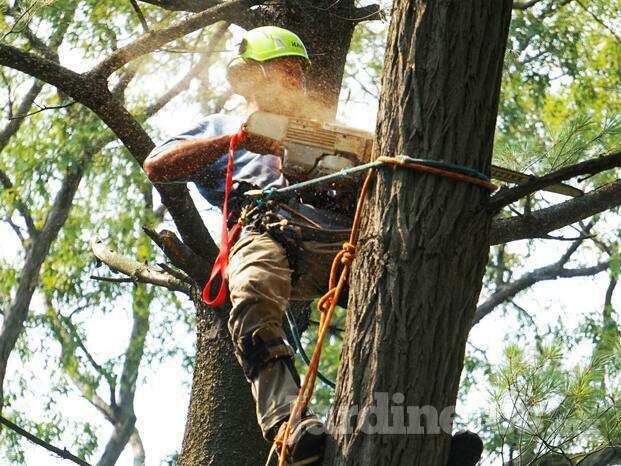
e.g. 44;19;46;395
376;156;498;191
275;168;375;466
273;158;496;465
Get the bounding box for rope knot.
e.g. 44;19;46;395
317;289;336;314
340;241;356;265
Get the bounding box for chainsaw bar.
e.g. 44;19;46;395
490;165;583;197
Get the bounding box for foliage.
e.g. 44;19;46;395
484;332;621;464
295;300;346;418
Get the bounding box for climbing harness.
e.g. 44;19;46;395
199;125;497;464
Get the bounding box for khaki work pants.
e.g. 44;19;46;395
227;230;341;437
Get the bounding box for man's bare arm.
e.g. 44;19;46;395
143;134;282;182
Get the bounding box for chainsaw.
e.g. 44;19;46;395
243;111;583;198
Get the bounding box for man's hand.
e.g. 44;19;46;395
241;134;283;157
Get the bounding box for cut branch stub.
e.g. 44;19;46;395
90;235;192;294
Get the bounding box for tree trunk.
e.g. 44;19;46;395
178;296;269;465
0;163;84;414
325;2;512;465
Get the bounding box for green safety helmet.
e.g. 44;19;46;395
228;26;311;71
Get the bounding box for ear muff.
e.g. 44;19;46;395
238;38;248;55
226;58;266;96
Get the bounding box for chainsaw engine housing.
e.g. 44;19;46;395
244;111;373;181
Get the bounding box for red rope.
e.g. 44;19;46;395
202;127;247;307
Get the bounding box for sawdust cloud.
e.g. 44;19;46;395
231;72;335;122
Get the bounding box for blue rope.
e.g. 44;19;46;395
285;306;336;389
244;155;491;200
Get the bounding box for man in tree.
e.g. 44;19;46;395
143;26;350;464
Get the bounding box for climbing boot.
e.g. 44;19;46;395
446;430;484;466
274;416;326;466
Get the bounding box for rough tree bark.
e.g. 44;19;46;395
177;304;268;466
325;2;513;465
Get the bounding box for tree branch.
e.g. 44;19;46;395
0;43;92;96
0;414;91;466
473;258;609;326
91;275;137;283
490;181;621;245
97;281;150;466
0;45;153;156
111;64;140;100
129;429;145;466
0;79;44;150
0;24;218;262
9;2;74;59
4;216;26;245
142;226;208;284
0;79;43;238
0;80;43;238
540;0;574;18
350;4;383;22
138;0;222;12
489;151;621;211
56;312;117;393
2;3;39;41
158;262;193;284
118;285;150;410
95;414;137;466
47;308;117;421
46;293;149;466
9;100;76;119
0;13;77;241
0;166;38;240
506;446;621;466
0;163;85;414
129;0;150;33
143;21;229;115
575;0;621;46
90;236;192;294
88;0;257;79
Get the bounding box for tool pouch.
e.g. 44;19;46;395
239;197;351;283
